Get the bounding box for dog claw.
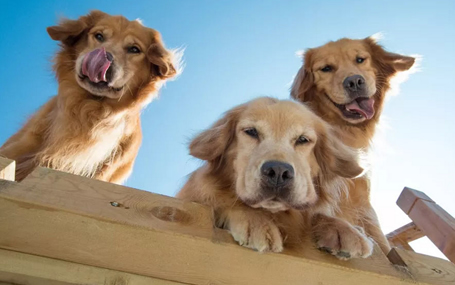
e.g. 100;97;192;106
336;251;351;259
319;246;333;254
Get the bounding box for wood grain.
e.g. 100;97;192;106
388;248;455;285
0;157;448;285
0;196;419;285
397;187;433;214
0;249;186;285
0;165;215;239
408;199;455;262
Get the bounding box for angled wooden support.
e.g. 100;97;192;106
396;187;455;262
0;157;453;285
387;222;425;251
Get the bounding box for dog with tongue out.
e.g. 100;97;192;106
0;10;182;184
81;47;112;84
290;36;415;259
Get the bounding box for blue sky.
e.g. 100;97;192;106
1;0;454;258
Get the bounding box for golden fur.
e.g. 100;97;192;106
0;10;180;183
291;37;415;254
178;98;373;258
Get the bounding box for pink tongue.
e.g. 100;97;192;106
345;97;375;119
81;47;111;83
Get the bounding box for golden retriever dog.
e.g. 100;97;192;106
178;98;374;259
291;36;415;254
0;10;181;183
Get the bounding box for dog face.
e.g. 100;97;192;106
190;98;363;212
291;37;415;124
47;11;177;99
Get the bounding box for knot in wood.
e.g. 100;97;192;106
151;206;191;224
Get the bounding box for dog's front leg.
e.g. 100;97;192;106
96;130;141;184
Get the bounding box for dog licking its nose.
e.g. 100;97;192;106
82;47;113;83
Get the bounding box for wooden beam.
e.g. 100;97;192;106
0;249;185;285
396;187;455;262
397;187;434;214
388;248;455;285
0;157;14;181
387;222;424;250
0;157;447;285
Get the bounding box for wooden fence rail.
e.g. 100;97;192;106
0;157;454;285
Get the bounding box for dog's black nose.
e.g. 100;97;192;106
106;52;114;62
261;161;294;187
105;52;114;82
343;75;365;94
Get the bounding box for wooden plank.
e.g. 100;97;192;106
0;164;215;240
388;248;455;285
387;222;425;250
0;164;398;274
396;187;455;262
0;196;420;285
0;158;14;181
0;162;432;285
409;200;455;262
0;249;185;285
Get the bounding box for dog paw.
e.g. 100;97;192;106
228;214;283;253
313;215;373;260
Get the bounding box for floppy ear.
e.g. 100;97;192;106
290;50;314;102
47;10;107;46
364;37;415;73
381;51;415;72
190;104;246;162
314;122;363;179
147;32;178;79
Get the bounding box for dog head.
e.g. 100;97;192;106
190;98;363;212
291;37;415;124
47;10;179;100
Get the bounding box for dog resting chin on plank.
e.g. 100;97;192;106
178;97;374;259
0;10;182;184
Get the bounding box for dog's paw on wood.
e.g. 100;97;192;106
312;214;374;260
227;210;283;253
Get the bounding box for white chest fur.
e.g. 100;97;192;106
46;112;128;178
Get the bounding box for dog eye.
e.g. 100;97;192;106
244;128;259;139
128;46;141;54
295;135;310;145
94;33;104;42
356;57;365;64
321;65;332;72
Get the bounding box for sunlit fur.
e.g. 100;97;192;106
177;98;363;252
291;36;415;253
0;10;181;183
